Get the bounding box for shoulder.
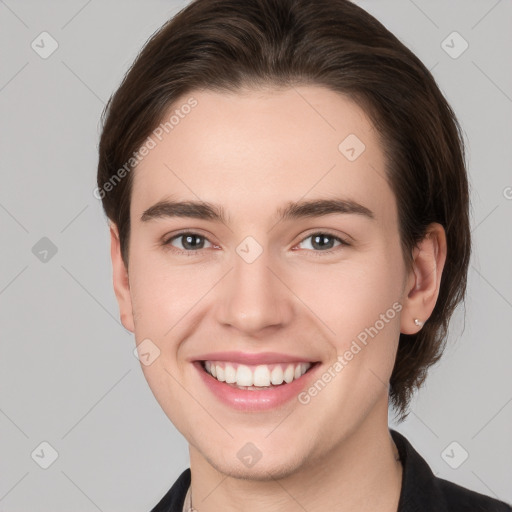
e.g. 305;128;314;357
438;476;512;511
150;468;190;512
435;475;512;511
390;429;511;512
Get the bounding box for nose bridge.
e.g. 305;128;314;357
217;238;292;334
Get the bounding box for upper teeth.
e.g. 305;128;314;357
204;361;312;387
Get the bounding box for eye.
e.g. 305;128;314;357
163;232;213;252
295;232;349;253
162;230;349;255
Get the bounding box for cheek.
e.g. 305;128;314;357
138;358;197;439
308;267;402;421
288;254;404;392
292;251;402;332
128;252;207;332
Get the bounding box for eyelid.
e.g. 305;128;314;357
297;228;351;244
163;228;350;254
162;229;216;250
293;230;350;253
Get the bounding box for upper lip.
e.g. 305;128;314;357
191;351;318;365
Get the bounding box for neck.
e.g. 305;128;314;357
188;401;402;512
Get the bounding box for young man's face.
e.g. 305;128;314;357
112;86;414;479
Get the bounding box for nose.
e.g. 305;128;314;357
216;247;294;336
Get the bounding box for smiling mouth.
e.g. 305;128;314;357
199;360;318;390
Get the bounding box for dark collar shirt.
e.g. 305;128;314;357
150;429;512;511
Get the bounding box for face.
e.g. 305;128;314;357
112;86;414;480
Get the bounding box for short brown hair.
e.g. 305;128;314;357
97;0;471;420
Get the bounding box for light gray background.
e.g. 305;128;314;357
0;0;511;510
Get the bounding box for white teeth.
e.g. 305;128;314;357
216;365;225;382
236;365;253;386
224;364;236;383
253;365;271;387
203;361;312;387
284;364;295;383
270;366;284;385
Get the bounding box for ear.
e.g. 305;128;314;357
110;222;135;333
400;222;447;335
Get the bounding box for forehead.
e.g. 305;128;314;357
131;85;396;229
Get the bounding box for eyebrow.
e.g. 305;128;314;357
140;197;375;224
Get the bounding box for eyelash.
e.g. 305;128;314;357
162;230;350;256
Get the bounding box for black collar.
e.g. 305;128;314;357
151;429;511;511
391;429;510;512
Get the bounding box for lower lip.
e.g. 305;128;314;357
194;361;320;411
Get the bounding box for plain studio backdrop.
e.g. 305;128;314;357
0;0;511;510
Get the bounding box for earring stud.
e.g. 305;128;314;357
414;318;424;327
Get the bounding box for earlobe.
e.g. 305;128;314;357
110;222;135;333
400;223;447;335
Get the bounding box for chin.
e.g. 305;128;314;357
205;450;308;482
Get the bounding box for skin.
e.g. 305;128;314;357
110;86;447;512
